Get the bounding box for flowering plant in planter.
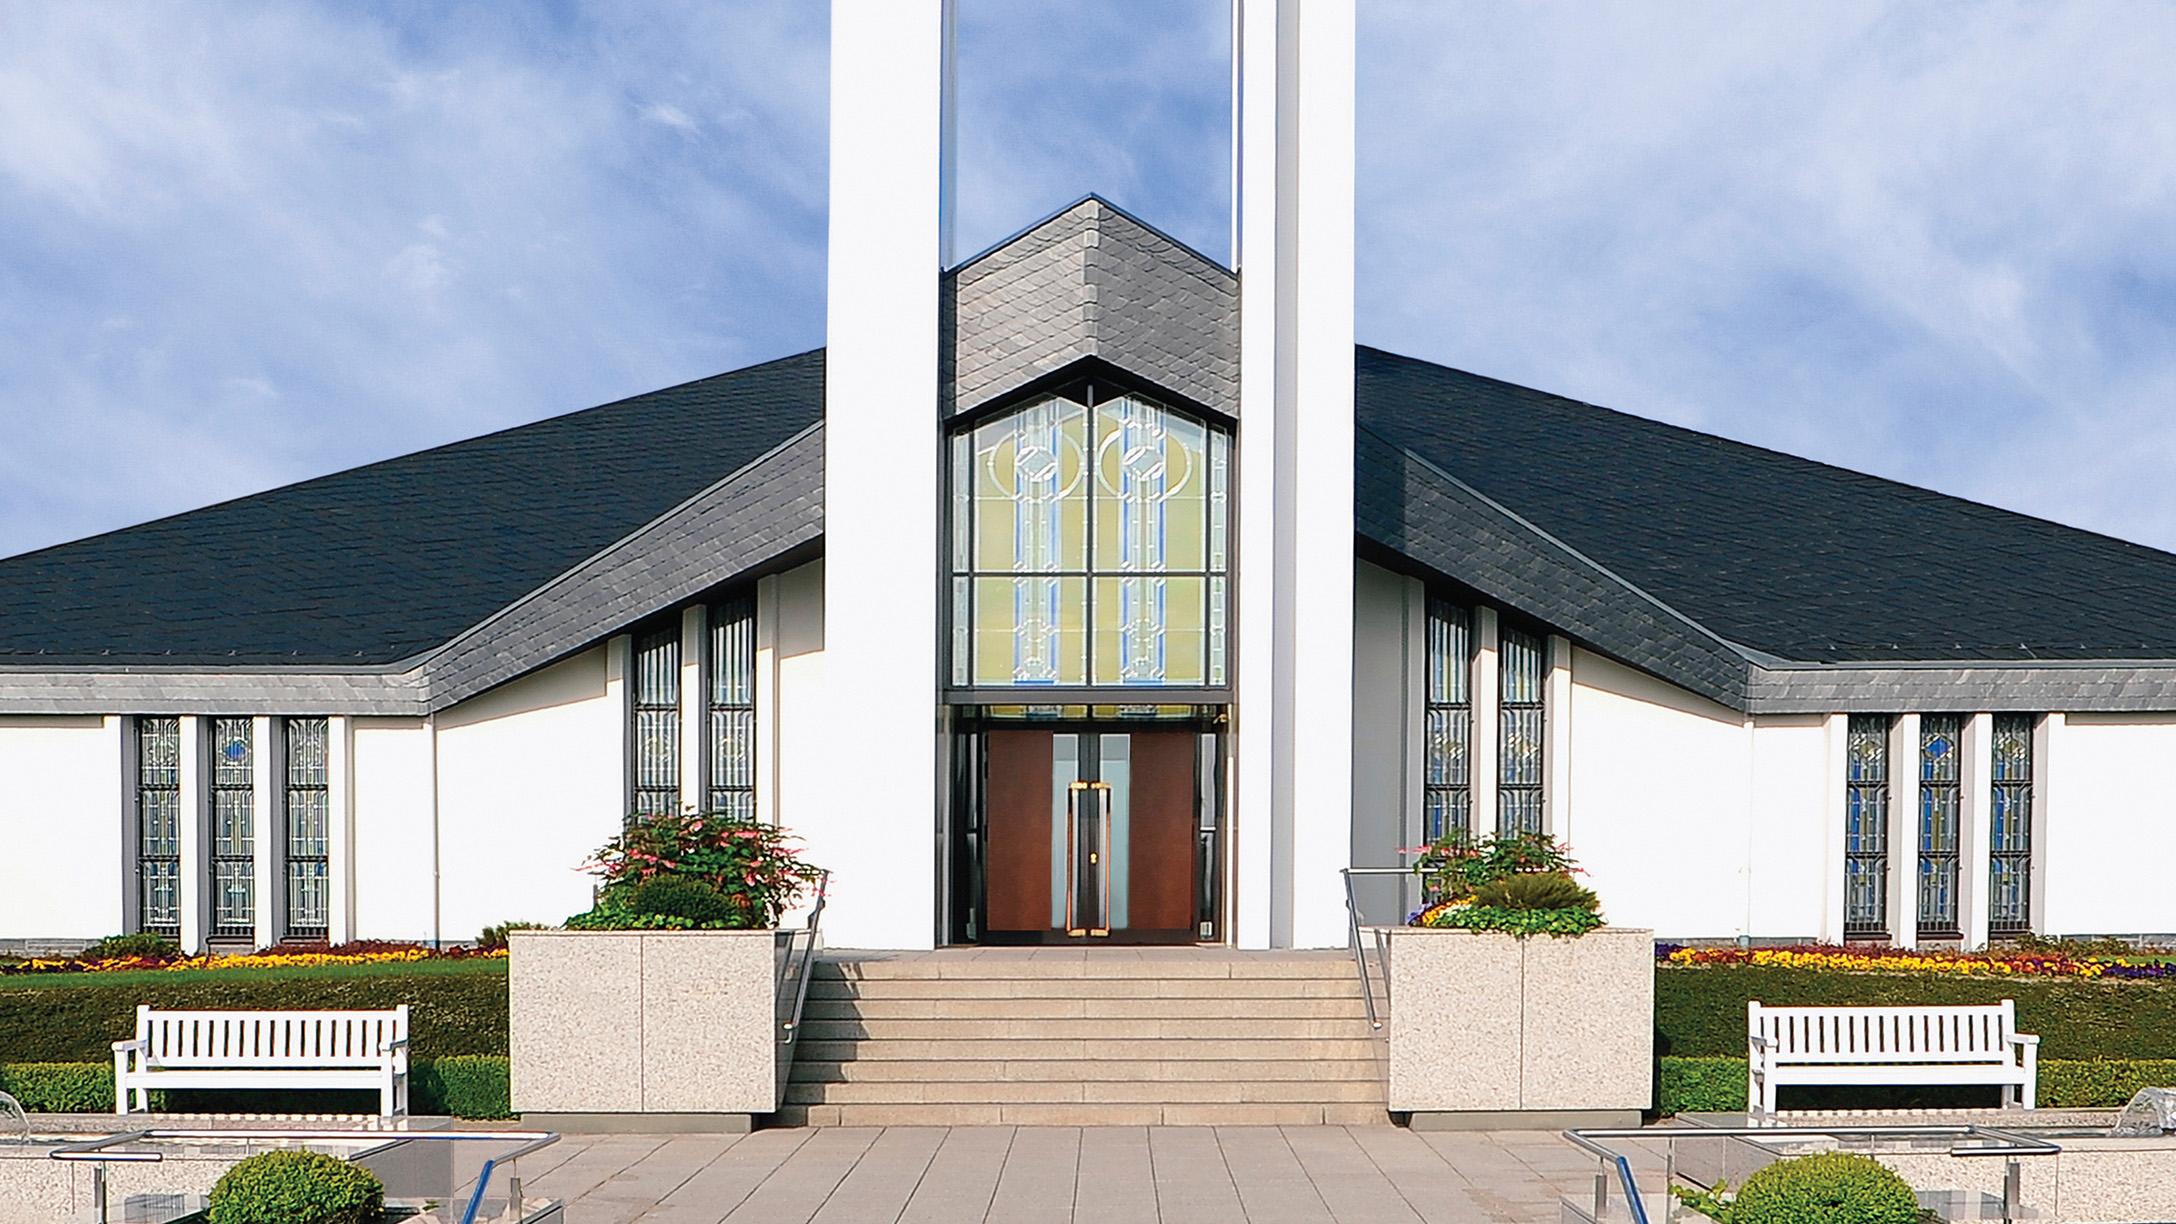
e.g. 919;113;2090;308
565;811;824;931
1409;831;1603;937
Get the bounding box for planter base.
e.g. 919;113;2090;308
1404;1108;1643;1131
521;1111;755;1134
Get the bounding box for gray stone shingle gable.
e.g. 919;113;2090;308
942;196;1238;419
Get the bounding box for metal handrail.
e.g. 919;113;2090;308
51;1128;560;1224
1339;867;1413;1030
1561;1124;2061;1224
778;868;830;1046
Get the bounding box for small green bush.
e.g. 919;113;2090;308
1658;1056;1749;1113
476;922;546;950
630;876;740;924
1419;905;1604;937
413;1055;511;1119
1675;1150;1921;1224
207;1149;383;1224
1471;872;1597;912
0;1062;123;1112
82;933;183;961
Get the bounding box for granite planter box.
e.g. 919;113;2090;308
509;929;782;1132
1386;925;1654;1128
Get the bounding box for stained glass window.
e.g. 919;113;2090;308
210;717;256;938
950;391;1230;689
284;718;330;938
631;626;682;817
135;718;182;937
1497;628;1546;836
1918;714;1964;936
1844;714;1891;938
1423;599;1472;841
1989;713;2035;936
707;595;757;820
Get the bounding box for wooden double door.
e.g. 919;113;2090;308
979;727;1206;943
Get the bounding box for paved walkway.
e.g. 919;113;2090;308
521;1126;1658;1224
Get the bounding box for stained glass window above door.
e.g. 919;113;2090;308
950;390;1230;689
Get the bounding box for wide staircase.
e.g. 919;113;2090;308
777;948;1390;1126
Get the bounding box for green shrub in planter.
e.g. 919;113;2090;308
82;933;182;961
207;1149;383;1224
1673;1150;1921;1224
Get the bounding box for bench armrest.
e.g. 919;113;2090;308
1747;1034;1770;1052
2009;1033;2041;1046
380;1036;410;1054
112;1039;146;1053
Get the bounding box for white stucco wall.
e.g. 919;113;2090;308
434;646;621;944
1350;560;1422;926
2043;713;2176;936
350;716;437;943
0;715;123;942
765;561;830;926
1565;649;1754;939
1747;715;1832;940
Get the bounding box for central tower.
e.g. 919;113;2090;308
818;0;1354;950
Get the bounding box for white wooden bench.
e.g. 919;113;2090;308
113;1004;410;1117
1747;1000;2038;1119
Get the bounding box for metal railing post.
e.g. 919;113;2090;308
91;1163;107;1224
2003;1158;2021;1224
1340;866;1413;1032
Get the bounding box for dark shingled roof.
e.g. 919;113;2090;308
0;350;823;666
1356;345;2176;664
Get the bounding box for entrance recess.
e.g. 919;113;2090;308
974;726;1211;944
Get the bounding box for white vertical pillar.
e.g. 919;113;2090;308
1961;712;1994;949
1401;577;1427;861
680;605;706;813
1545;636;1573;842
1470;609;1500;838
251;716;277;949
823;0;944;951
176;717;203;952
1890;714;1919;950
1234;0;1356;948
755;574;781;827
1820;713;1849;944
328;716;355;946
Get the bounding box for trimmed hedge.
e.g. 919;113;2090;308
1658;966;2176;1061
0;968;506;1063
1658;1056;2176;1114
0;1057;510;1119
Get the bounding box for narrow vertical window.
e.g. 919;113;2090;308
284;718;330;939
1844;714;1891;939
1422;599;1472;841
1988;713;2035;937
707;595;757;820
1918;713;1964;937
1497;628;1546;836
209;717;256;939
135;718;182;937
631;626;681;817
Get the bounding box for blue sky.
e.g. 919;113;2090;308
2;1;2173;560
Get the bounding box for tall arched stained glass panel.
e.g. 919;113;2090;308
951;391;1229;689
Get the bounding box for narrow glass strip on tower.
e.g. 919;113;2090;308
707;595;758;820
209;717;255;938
1497;628;1546;836
1918;714;1964;936
631;626;681;817
1844;714;1892;939
1989;713;2035;936
135;717;182;937
283;718;330;938
1422;599;1472;842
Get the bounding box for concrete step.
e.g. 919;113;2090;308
819;954;1355;982
793;1036;1386;1062
783;1077;1389;1106
795;1016;1375;1042
806;976;1364;1000
770;1100;1393;1127
798;995;1369;1021
788;1057;1385;1084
